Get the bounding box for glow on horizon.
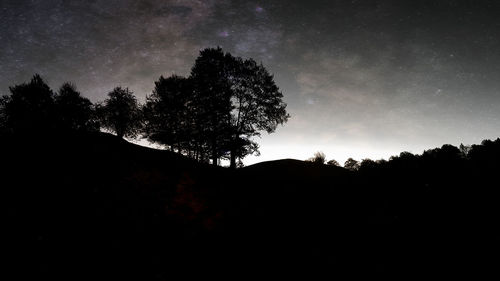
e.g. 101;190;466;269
129;131;500;167
243;143;405;166
130;136;418;167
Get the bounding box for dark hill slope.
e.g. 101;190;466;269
2;133;499;278
2;133;231;279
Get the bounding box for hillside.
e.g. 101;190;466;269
2;132;499;278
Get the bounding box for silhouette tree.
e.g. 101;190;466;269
190;47;234;165
1;74;55;135
344;158;360;171
388;151;420;173
143;75;193;152
227;56;289;168
190;47;289;167
98;87;142;139
141;48;288;167
308;151;326;164
54;83;98;132
227;135;260;165
422;144;463;165
0;96;8;135
398;151;417;160
459;143;471;158
326;159;340;166
359;158;377;171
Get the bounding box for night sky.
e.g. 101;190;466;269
2;0;500;165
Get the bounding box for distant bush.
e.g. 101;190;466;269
308;151;326;164
326;159;340;167
344;158;360;171
359;158;377;171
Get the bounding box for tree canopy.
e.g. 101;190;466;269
143;47;289;167
226;55;289;167
143;75;192;151
54;83;98;133
2;48;289;168
1;74;55;135
98;87;142;139
308;151;327;164
344;158;360;171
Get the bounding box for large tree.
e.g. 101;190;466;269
143;75;193;152
226;57;289;168
98;87;142;139
142;47;289;167
190;47;235;166
1;74;55;135
190;47;289;167
54;83;98;132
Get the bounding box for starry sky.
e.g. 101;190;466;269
2;0;500;165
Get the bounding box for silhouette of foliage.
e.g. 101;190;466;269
225;56;289;168
0;96;8;135
326;159;340;166
54;83;99;132
459;143;471;158
1;74;55;135
227;135;260;163
98;87;142;139
0;75;101;136
359;158;377;171
190;47;235;165
143;75;193;152
2;49;287;168
344;158;360;171
144;47;289;167
308;151;326;164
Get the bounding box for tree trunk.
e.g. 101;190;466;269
212;146;218;166
211;136;218;166
229;136;238;169
230;150;236;169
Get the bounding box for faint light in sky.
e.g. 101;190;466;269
218;30;230;37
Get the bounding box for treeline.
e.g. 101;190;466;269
0;47;289;168
309;141;500;173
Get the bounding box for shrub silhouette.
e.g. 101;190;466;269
326;159;340;166
359;158;377;171
344;158;360;171
308;151;326;164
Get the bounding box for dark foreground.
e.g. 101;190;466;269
2;132;499;279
